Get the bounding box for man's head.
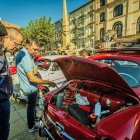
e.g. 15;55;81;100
25;38;39;56
0;22;8;37
0;22;8;52
4;27;23;52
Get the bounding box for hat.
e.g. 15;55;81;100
0;22;8;36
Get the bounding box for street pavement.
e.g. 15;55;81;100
9;98;44;140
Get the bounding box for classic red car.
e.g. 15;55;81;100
39;47;140;140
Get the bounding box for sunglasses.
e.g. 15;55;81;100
33;48;39;51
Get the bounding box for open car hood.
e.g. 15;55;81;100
54;56;137;97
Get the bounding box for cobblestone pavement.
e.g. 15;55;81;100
9;98;44;140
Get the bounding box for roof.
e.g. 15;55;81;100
69;1;94;14
1;20;21;29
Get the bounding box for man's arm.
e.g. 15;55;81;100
33;65;38;75
26;71;56;87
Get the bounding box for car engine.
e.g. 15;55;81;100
50;80;138;128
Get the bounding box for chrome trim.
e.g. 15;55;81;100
46;114;75;140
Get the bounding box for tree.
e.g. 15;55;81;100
21;16;55;50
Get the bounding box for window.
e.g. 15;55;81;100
90;14;93;23
100;0;106;6
78;39;85;48
96;59;140;87
51;62;60;71
114;4;123;17
100;12;105;22
78;27;84;37
90;39;94;47
90;5;93;11
78;16;84;26
136;17;140;33
100;28;105;41
89;26;93;36
113;21;123;38
36;59;51;71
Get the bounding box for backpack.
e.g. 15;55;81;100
0;55;13;98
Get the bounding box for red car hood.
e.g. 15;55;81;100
54;56;137;97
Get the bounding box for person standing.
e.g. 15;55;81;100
0;22;23;140
15;38;56;133
81;49;89;58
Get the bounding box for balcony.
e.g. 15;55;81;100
77;22;85;28
88;8;95;14
87;20;95;25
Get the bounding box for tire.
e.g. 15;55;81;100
68;104;90;125
42;86;50;95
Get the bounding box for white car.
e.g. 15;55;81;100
35;55;66;91
13;55;66;104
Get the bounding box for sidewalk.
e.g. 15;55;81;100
9;98;44;140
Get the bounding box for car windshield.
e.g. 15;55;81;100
35;58;51;71
96;59;140;87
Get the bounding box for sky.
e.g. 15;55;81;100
0;0;90;27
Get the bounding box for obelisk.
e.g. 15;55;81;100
62;0;70;50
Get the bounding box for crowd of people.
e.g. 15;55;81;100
0;21;91;140
0;22;57;140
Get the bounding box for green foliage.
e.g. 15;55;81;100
21;16;55;50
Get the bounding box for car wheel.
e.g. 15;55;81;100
42;86;50;95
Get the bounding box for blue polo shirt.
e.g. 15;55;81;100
16;48;38;95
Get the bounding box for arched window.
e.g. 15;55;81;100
100;28;105;41
114;4;123;17
113;21;123;38
136;17;140;33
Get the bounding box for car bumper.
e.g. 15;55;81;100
39;114;75;140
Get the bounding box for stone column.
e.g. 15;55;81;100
62;0;70;50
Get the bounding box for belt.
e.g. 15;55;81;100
0;98;9;103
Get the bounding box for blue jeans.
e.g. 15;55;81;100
27;91;38;129
0;100;10;140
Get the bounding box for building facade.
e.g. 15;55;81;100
54;1;96;51
69;1;95;50
54;19;62;49
54;0;140;50
95;0;140;42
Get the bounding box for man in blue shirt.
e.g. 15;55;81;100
16;38;56;133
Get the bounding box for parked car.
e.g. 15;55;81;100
35;55;66;92
7;56;17;75
39;54;140;140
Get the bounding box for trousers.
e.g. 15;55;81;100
0;99;10;140
27;91;38;129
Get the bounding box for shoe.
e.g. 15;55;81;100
28;124;39;133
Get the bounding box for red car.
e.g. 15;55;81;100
9;65;17;75
39;48;140;139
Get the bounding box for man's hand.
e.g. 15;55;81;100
34;65;38;75
48;81;57;88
